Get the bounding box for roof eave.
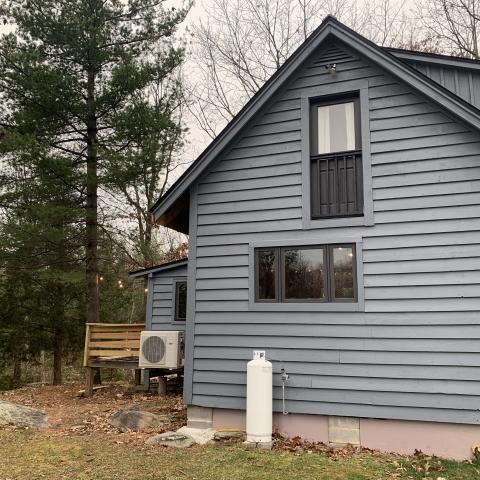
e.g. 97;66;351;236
128;259;188;278
387;47;480;72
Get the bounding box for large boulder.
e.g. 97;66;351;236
146;431;196;448
0;400;49;428
108;409;175;432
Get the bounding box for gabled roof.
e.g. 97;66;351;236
128;258;188;278
150;16;480;230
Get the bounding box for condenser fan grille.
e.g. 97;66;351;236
142;336;165;364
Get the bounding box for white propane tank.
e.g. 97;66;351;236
246;350;273;444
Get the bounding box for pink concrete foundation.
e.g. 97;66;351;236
360;418;480;460
212;408;480;460
212;408;329;443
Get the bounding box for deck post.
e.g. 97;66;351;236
158;376;167;396
143;369;150;391
134;369;142;386
85;367;95;397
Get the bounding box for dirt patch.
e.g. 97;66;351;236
0;382;186;444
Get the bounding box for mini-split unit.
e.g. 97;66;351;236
139;331;185;369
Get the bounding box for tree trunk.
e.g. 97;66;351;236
52;324;63;385
40;350;47;383
86;68;99;325
12;355;21;386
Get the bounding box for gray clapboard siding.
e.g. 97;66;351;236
363;244;480;261
193;335;480;352
371;123;468;142
194;359;480;381
197;185;302;205
364;271;480;287
193;386;480;411
192;371;480;396
194;345;480;364
148;264;187;331
194;323;480;338
372;181;480;200
372;156;480;175
198;197;302;215
188;39;480;424
213;151;301;170
193;219;480;245
370;112;454;130
194;310;480;325
364;231;480;249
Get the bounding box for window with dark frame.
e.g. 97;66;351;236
255;245;356;303
310;95;363;219
174;281;187;321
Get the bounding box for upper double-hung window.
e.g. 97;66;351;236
310;96;363;219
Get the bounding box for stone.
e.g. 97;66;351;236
177;426;215;445
186;405;213;429
214;430;245;442
328;416;360;446
108;410;175;432
0;400;49;428
146;431;196;448
243;440;273;450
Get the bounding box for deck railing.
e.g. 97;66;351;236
83;323;145;366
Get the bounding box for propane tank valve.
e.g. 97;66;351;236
280;368;289;415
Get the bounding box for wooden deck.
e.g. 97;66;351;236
83;323;144;396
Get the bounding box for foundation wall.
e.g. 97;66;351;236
211;408;480;460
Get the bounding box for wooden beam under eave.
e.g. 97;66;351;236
156;192;190;235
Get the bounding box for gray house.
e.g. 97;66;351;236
129;259;188;332
146;16;480;459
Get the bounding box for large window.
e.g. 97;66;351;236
255;245;356;303
310;96;363;219
174;281;187;321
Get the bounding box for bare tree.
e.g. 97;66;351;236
188;0;419;141
363;0;416;47
102;57;189;269
418;0;480;58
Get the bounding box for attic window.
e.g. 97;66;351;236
310;96;363;218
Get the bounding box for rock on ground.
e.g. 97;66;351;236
146;431;196;448
0;400;49;428
108;410;175;432
214;430;245;442
177;426;216;445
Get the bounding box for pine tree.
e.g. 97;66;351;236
0;142;85;385
0;0;190;325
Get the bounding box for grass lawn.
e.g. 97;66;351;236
1;384;479;480
0;430;479;480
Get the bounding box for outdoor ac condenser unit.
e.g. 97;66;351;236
139;331;185;369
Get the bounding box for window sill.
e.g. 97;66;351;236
248;301;363;312
303;214;372;230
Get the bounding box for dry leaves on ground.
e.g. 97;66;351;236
0;382;186;445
